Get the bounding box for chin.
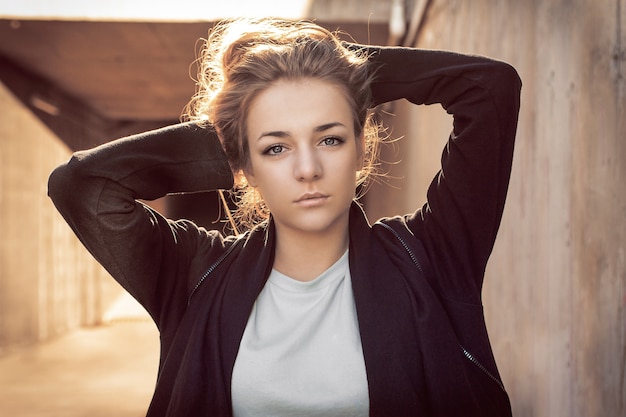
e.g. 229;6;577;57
288;212;349;235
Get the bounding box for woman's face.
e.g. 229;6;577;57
245;78;363;239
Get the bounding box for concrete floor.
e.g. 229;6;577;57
0;300;160;417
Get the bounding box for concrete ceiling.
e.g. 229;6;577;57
0;2;394;124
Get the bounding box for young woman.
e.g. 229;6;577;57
48;18;521;417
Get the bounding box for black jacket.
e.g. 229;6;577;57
48;45;522;416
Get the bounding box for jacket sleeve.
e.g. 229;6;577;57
48;122;235;325
366;46;522;303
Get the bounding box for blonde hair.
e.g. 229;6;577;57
183;18;381;231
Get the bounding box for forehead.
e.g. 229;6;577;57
246;78;353;136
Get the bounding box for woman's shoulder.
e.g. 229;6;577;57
173;218;245;258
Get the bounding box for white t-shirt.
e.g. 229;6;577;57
231;250;369;417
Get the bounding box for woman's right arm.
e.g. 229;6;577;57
48;123;234;322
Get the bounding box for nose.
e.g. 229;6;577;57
294;147;322;181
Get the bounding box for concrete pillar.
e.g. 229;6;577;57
0;80;120;354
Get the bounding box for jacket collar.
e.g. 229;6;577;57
222;202;429;415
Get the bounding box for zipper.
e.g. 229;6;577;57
375;221;506;392
187;239;240;306
461;346;505;391
375;222;425;276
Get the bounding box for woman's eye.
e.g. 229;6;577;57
264;144;285;155
321;136;343;146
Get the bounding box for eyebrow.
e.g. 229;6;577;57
257;122;347;141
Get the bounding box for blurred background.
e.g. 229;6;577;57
0;0;624;416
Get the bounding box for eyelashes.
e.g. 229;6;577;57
261;136;345;156
263;144;286;155
320;136;344;146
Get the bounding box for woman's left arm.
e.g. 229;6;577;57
364;45;522;302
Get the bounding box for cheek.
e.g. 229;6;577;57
338;158;361;190
246;160;286;195
355;136;366;168
242;150;266;188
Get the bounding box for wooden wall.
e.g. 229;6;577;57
366;0;625;415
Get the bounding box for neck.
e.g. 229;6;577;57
272;222;349;282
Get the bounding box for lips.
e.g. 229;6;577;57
294;192;329;206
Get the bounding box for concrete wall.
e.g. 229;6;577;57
366;0;625;415
0;80;119;354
